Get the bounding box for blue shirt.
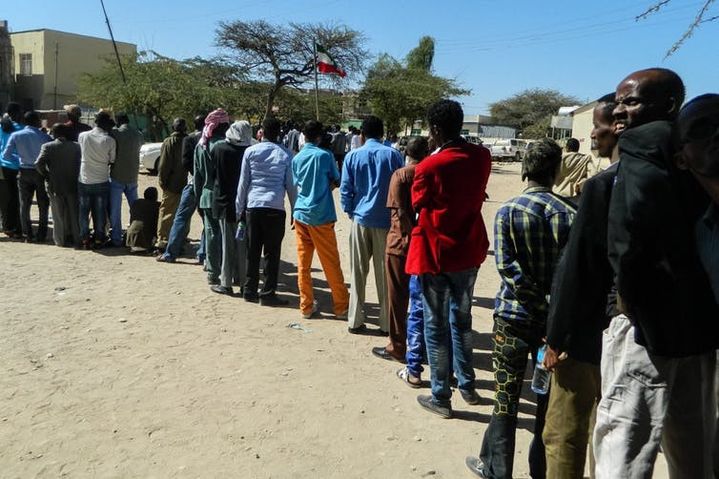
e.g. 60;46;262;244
0;121;23;169
696;203;719;303
292;143;340;226
236;140;297;213
494;187;576;323
340;139;404;229
3;126;51;169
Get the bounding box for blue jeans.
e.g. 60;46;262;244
421;267;478;405
163;184;197;260
78;182;110;243
406;275;426;378
109;180;138;245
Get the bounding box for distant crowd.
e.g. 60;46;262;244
1;66;717;479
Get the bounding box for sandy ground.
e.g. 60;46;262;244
0;161;669;478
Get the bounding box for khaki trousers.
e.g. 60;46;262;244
543;356;600;479
157;190;180;246
347;221;388;331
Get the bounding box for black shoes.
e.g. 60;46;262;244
460;388;481;405
259;294;289;307
371;347;405;363
348;324;367;335
416;394;452;419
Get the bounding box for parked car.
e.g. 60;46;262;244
490;139;527;161
139;142;162;174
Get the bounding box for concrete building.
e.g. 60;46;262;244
570;101;597;156
550;105;580;140
0;21;13;111
462;114;517;140
9;26;136;111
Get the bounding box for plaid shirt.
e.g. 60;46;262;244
494;186;576;323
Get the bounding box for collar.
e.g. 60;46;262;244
523;186;553;194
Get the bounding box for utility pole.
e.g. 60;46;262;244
53;42;58;110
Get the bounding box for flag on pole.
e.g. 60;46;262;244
315;44;346;78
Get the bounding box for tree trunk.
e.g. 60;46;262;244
264;82;281;120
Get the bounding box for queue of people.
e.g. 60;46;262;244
0;67;717;479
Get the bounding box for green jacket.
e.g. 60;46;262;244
111;124;144;184
193;136;223;211
158;131;188;193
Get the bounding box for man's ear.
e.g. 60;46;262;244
667;96;680;117
674;149;689;170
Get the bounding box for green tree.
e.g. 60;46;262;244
215;20;367;119
78;52;237;140
362;37;468;136
489;88;579;138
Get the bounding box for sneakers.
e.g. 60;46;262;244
416;394;452;419
210;285;233;296
465;456;489;478
460;388;481;405
301;300;319;319
156;254;175;263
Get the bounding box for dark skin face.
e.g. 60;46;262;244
675;97;719;205
591;104;618;158
613;71;679;134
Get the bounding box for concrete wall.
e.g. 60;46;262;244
571;104;595;156
11;29;136;110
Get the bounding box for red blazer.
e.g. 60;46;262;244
406;140;491;275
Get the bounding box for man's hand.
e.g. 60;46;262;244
543;345;567;371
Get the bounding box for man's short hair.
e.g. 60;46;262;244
427;99;464;139
115;112;130;126
632;68;686;117
50;122;70;139
193;114;206;132
303;120;324;142
522;138;563;182
64;104;82;120
24;110;41;127
674;93;719;148
143;186;158;202
565;138;580;152
6;102;21;117
361;116;384;139
405;136;429;160
595;93;617;123
95;111;115;130
172;118;187;133
262;116;281;141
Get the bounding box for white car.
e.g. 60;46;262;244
490;139;527;161
139;142;162;174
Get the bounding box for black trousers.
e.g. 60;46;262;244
245;207;286;296
1;167;21;234
18;168;49;241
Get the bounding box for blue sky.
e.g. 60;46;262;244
6;0;719;114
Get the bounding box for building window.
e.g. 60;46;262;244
19;53;32;76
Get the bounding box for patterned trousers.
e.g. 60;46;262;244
479;316;548;479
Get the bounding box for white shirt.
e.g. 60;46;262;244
78;127;116;184
350;134;362;150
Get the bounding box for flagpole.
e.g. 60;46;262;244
313;41;320;121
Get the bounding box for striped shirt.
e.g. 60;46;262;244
494;186;576;323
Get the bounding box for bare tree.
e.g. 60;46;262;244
637;0;718;57
215;20;367;118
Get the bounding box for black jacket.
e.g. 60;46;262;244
607;120;719;357
547;163;618;364
211;141;247;223
182;131;201;175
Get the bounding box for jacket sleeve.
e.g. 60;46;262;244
411;163;433;211
157;140;171;189
193;147;205;201
284;154;298;213
2;133;16;160
235;151;251;215
35;143;50;176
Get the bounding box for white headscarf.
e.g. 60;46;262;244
225;120;252;146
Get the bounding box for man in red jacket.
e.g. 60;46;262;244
407;99;491;419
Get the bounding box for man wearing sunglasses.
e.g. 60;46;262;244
675;94;719;478
595;70;718;478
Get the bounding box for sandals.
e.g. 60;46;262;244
396;367;422;389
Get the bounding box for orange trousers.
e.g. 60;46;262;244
294;220;349;315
